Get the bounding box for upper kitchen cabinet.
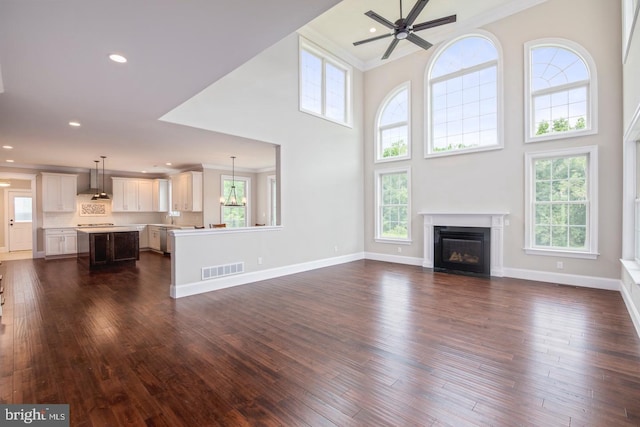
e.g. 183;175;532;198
112;177;168;212
41;172;77;212
152;179;169;212
171;171;202;212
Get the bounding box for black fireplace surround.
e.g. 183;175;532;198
434;226;491;277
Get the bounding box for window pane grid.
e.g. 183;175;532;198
378;172;409;240
533;155;588;249
529;44;591;138
431;62;497;153
377;85;409;161
300;43;350;125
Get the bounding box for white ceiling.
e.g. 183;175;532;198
0;0;545;175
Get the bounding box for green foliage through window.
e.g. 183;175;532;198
533;155;588;249
536;116;586;136
379;172;408;239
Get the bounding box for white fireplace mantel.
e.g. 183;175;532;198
419;211;509;277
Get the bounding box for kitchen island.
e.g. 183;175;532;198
77;226;139;269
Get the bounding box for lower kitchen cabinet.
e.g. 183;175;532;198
44;228;77;258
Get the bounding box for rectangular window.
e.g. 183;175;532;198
221;176;250;228
375;168;411;242
299;38;351;126
525;146;598;258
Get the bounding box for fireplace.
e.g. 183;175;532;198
434;226;491;277
419;212;507;277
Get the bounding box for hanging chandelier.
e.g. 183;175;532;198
90;160;100;200
220;156;246;207
98;155;110;200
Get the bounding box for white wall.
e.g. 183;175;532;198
363;0;623;280
169;32;365;294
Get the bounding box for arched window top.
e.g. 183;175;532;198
524;38;597;142
425;31;503;157
531;46;589;92
379;88;408;127
431;36;498;79
375;82;411;162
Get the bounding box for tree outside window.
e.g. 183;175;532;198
525;146;598;259
376;169;410;241
377;83;410;161
533;155;588;249
525;39;597;142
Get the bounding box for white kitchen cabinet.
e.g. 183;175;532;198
112;178;155;212
171;171;202;212
136;225;149;249
152;179;169;212
148;226;161;251
44;228;77;258
41;173;77;212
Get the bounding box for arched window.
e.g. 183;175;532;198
376;82;410;162
425;32;502;156
525;39;597;142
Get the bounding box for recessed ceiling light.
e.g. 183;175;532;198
6;159;14;163
109;53;127;63
370;27;377;33
141;171;147;174
165;162;172;166
2;145;13;149
0;182;10;187
68;121;81;127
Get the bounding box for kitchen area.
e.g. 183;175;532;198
39;169;202;263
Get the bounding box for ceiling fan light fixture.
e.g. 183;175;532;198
396;30;409;40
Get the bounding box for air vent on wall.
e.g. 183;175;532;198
201;262;245;281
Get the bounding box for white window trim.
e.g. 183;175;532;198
220;174;251;227
375;81;411;163
524;38;598;143
623;0;640;63
374;166;412;243
524;145;599;259
299;37;353;128
424;30;504;159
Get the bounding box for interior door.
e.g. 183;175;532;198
9;191;33;251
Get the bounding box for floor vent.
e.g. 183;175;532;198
202;262;245;281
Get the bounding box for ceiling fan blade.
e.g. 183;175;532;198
412;14;457;32
407;33;433;51
353;33;393;46
364;10;396;29
382;38;400;60
404;0;430;26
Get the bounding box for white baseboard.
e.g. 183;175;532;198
171;252;365;298
364;252;424;266
502;267;621;291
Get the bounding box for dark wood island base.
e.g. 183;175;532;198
77;227;140;269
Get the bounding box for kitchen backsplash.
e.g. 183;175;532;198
42;194;168;228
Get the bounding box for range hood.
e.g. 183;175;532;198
78;168;100;195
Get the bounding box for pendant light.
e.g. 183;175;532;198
91;160;100;200
99;155;110;199
220;156;246;207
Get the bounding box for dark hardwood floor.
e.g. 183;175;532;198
1;253;640;426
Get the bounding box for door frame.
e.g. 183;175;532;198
8;190;33;252
1;172;37;255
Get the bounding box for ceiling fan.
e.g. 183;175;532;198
353;0;456;60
